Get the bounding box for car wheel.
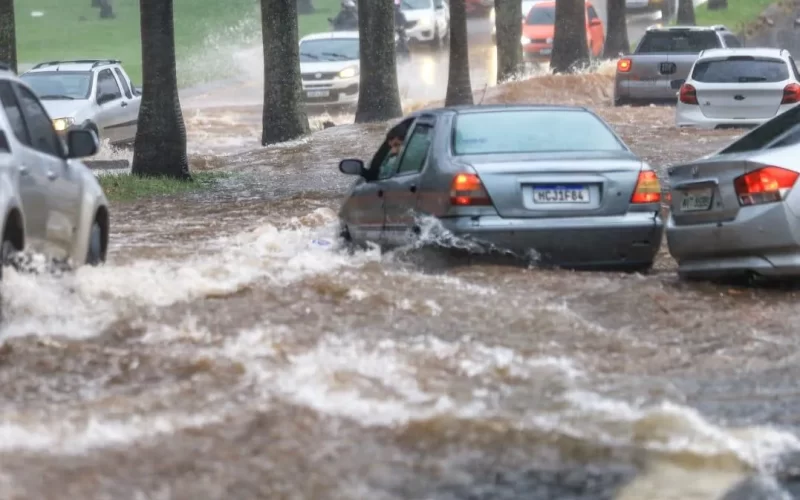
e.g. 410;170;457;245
86;220;105;266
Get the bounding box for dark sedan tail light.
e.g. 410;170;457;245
450;173;492;206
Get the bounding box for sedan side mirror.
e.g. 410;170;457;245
66;128;99;158
97;92;116;105
339;158;364;175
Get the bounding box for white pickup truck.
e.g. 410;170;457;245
20;59;141;147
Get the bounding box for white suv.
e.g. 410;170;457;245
401;0;450;49
0;64;110;279
676;47;800;129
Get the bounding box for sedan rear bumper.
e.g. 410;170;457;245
615;77;680;103
666;201;800;278
439;211;664;268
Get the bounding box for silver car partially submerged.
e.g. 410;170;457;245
667;102;800;280
337;105;665;271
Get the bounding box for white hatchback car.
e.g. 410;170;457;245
401;0;450;49
299;31;360;109
676;48;800;130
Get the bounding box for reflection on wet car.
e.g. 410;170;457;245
337;104;665;271
667;102;800;281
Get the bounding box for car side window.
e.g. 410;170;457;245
587;5;599;20
14;84;63;158
0;81;31;147
113;68;133;99
723;34;742;48
97;69;122;101
395;124;433;175
789;57;800;80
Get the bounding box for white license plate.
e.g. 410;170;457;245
533;187;590;204
680;188;713;212
306;90;330;98
539;48;552;55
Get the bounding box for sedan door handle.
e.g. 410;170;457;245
18;165;28;176
121;101;128;107
409;185;417;193
47;170;58;181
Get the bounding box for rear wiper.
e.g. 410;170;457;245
300;52;320;60
321;52;352;60
738;76;767;82
38;94;75;100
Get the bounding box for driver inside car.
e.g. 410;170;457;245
376;122;408;180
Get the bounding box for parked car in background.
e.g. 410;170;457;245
666;103;800;281
626;0;677;20
0;64;109;279
614;25;741;106
401;0;450;49
466;0;493;17
676;48;800;129
520;0;605;61
20;59;141;146
336;104;664;272
299;31;360;110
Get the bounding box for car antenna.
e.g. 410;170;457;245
477;83;489;105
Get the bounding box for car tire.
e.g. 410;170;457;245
86;220;105;266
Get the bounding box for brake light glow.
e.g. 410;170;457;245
733;166;799;206
679;83;698;105
617;58;632;72
450;173;492;206
781;83;800;105
631;170;661;204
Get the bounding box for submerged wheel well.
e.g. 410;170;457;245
3;209;24;251
95;206;109;260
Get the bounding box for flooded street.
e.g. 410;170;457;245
6;19;800;500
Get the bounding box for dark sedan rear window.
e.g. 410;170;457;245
636;31;720;53
692;57;789;83
453;110;624;155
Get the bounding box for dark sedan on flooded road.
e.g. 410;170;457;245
337;104;665;271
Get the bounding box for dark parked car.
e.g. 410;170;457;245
337;104;665;270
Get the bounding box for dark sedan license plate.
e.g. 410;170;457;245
680;188;713;212
533;185;590;204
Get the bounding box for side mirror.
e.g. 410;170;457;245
339;158;364;175
97;92;116;105
66;128;99;159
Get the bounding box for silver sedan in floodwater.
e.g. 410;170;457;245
667;102;800;280
337;104;665;271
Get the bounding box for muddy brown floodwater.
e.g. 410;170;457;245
5;47;800;500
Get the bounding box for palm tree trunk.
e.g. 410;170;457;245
260;0;309;145
550;0;589;74
131;0;190;180
445;0;473;106
677;0;696;25
354;0;402;123
494;0;523;83
0;0;16;74
297;0;315;15
603;0;629;58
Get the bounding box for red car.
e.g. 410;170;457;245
466;0;494;16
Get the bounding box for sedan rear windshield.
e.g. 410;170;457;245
453;110;625;155
692;57;789;83
636;31;720;53
526;5;555;25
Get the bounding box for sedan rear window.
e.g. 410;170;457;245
692;57;789;83
453;110;624;155
636;31;720;53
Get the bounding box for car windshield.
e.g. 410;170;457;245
20;71;92;99
692;57;789;83
401;0;432;10
300;39;359;62
636;31;720;53
526;5;555;24
453;110;625;155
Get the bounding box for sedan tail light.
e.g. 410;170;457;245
450;173;492;206
734;166;799;206
617;58;632;73
631;169;661;204
781;83;800;105
679;83;698;105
